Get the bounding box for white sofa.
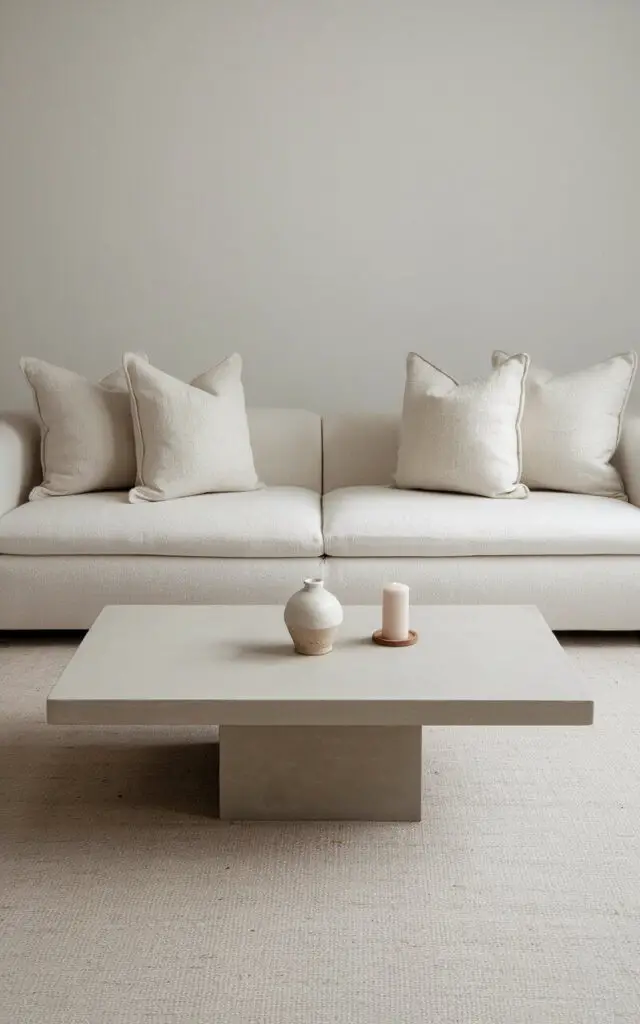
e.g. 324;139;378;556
1;408;640;630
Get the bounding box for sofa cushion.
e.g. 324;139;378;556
493;350;637;499
248;409;321;491
323;486;640;556
125;353;260;502
394;352;529;499
322;414;400;492
0;488;322;557
20;354;148;499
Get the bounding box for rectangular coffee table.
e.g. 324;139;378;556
47;604;593;821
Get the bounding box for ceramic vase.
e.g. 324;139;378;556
284;578;343;656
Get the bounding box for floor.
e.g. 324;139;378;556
1;633;639;1024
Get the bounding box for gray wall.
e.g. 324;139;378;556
1;0;639;413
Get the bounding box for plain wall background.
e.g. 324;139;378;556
1;0;639;413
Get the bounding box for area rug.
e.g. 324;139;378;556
1;634;638;1024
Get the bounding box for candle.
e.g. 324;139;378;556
381;582;410;642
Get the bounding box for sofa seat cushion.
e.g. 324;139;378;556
323;486;640;557
0;488;323;557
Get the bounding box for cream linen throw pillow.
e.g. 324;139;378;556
395;352;530;498
492;351;637;498
124;353;260;502
21;355;147;499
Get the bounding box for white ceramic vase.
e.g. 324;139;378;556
284;578;344;656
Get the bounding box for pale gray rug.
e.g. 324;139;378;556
1;634;639;1024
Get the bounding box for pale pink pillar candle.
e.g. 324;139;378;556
381;582;410;641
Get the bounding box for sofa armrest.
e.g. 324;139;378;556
615;413;640;507
0;413;41;516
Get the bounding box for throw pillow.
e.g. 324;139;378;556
21;355;148;499
124;352;260;502
492;351;637;498
394;352;530;498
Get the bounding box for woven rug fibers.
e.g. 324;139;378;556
0;635;639;1024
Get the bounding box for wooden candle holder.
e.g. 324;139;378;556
372;629;418;648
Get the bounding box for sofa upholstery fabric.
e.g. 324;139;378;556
322;556;640;631
0;556;324;630
493;350;637;498
395;352;529;498
20;355;147;499
2;406;640;632
0;553;638;631
125;353;260;502
0;488;323;557
247;409;322;491
323;486;640;557
0;414;41;517
322;414;400;492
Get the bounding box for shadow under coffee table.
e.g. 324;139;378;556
47;605;593;822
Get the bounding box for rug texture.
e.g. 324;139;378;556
0;634;639;1024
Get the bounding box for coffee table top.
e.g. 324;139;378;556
47;604;592;727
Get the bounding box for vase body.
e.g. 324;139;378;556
284;578;343;656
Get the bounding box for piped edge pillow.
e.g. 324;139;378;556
394;352;530;498
124;352;260;502
20;354;148;499
492;350;637;498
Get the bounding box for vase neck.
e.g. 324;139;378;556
303;578;324;591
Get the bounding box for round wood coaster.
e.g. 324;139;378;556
372;629;418;648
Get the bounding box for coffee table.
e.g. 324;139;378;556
47;604;592;821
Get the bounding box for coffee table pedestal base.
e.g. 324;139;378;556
219;724;422;821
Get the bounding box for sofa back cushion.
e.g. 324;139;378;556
322;414;399;492
248;409;322;491
12;408;322;494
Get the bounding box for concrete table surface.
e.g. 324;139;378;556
47;604;593;821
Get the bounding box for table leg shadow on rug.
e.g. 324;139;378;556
0;733;222;830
